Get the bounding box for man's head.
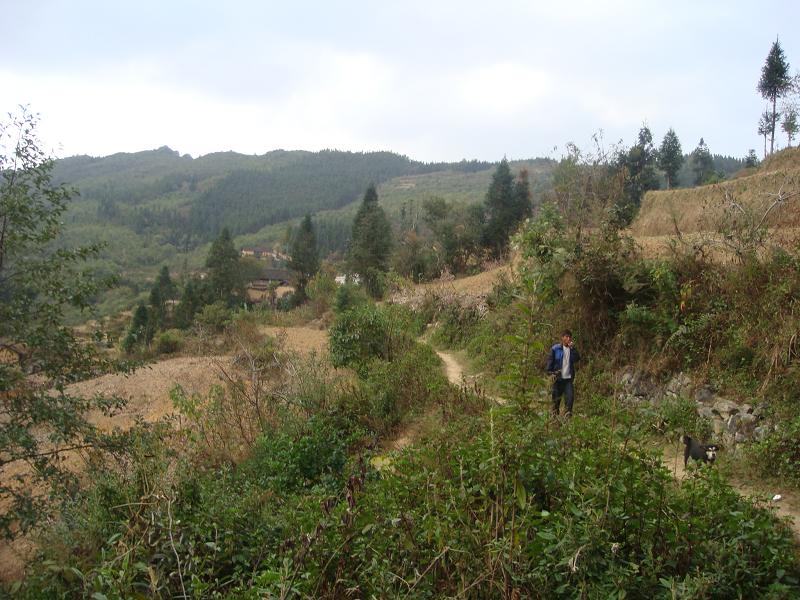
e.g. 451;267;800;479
561;329;572;347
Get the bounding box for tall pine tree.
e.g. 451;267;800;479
657;128;683;189
482;159;531;258
289;214;320;301
349;184;392;297
148;265;175;331
690;138;715;186
758;39;792;155
619;126;660;211
205;228;242;305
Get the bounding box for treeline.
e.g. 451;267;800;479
57;147;492;250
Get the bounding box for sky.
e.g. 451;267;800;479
1;0;798;163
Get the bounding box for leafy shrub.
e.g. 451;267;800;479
289;408;800;598
196;301;232;332
155;328;182;354
749;415;800;485
242;413;356;493
359;343;449;434
431;302;482;348
643;394;713;440
306;266;338;315
333;281;368;314
328;304;412;376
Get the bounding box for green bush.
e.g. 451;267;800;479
290;408;800;598
360;343;448;434
328;304;413;376
431;302;482;348
242;413;356;493
333;281;368;314
749;415;800;485
155;328;182;354
641;394;713;440
196;301;232;332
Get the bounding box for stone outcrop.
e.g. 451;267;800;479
618;368;770;446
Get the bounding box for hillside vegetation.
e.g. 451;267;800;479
632;147;800;238
52;148;556;318
6;115;800;597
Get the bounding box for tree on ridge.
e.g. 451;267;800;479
657;128;683;189
758;38;792;155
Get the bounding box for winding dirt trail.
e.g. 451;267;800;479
385;350;465;452
436;350;465;386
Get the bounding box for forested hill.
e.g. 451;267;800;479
53;146;492;245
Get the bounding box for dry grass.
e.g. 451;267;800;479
258;325;328;354
631;147;800;238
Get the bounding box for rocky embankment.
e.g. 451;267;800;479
618;368;771;446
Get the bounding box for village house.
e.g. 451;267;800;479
246;268;295;305
240;247;290;263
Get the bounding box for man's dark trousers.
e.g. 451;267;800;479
552;378;574;416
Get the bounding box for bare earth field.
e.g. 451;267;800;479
259;325;329;355
1;355;228;581
413;265;510;296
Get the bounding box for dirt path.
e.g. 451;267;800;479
436;350;465;385
384;349;466;452
662;444;800;542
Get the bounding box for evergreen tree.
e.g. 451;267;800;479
349;184;392;297
782;107;798;147
154;265;176;300
205;227;242;305
657;128;684;189
147;266;174;331
174;277;205;329
758;39;792;154
482;159;532;258
289;214;320;301
745;149;760;168
148;285;164;333
122;303;150;353
619;126;660;209
690;138;715;186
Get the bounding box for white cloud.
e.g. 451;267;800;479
452;62;553;116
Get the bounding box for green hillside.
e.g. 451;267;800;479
52;148;553;318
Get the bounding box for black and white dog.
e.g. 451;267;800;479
682;435;720;467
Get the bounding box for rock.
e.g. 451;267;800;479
712;399;741;418
697;405;716;420
666;372;692;397
620;369;635;388
754;426;770;441
618;367;654;398
694;386;715;404
712;419;726;437
735;432;749;444
737;413;758;434
726;414;741;434
739;403;753;415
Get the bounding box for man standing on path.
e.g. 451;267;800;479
546;329;580;417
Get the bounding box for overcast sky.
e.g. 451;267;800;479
1;0;798;162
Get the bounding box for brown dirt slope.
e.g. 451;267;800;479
631;147;800;238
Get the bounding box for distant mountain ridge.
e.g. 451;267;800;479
54;146;494;244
